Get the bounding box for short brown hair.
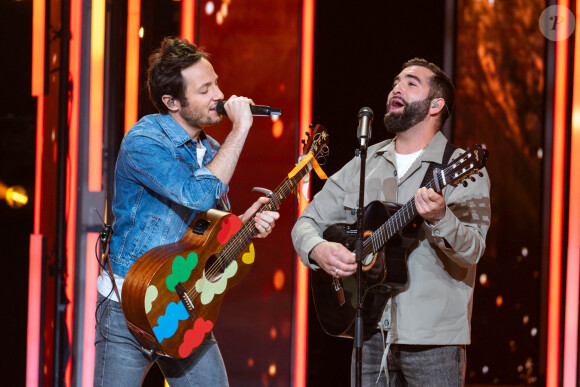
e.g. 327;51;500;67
147;37;208;114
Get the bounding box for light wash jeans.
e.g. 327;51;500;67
93;293;229;386
351;331;466;386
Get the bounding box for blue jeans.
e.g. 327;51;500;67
93;293;229;386
351;331;466;386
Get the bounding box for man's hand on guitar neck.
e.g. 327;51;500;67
240;196;280;238
309;241;357;278
415;187;447;226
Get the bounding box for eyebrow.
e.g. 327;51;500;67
196;78;217;92
394;74;422;84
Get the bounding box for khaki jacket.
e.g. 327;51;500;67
291;131;491;344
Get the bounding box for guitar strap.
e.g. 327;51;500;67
399;140;457;240
419;140;458;188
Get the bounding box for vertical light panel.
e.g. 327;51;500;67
31;0;45;233
563;1;580;384
81;233;100;387
89;0;105;192
293;1;314;386
181;0;195;43
27;235;44;386
31;0;45;97
124;0;141;133
28;1;45;384
547;1;569;386
64;0;83;384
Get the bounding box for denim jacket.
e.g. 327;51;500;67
109;113;229;278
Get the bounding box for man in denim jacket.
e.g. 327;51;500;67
292;58;491;386
93;37;279;386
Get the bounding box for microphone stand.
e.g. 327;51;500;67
354;140;367;387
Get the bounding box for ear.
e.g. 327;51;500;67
429;98;445;115
162;95;179;111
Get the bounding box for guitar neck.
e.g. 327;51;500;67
366;178;438;255
217;160;312;263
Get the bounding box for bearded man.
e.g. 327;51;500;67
291;58;491;386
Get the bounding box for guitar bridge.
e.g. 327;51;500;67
175;282;197;321
332;278;346;306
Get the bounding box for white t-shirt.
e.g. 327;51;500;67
395;149;423;179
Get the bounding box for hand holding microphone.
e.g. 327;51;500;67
216;100;282;117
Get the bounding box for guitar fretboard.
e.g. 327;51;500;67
215;162;312;266
361;146;483;256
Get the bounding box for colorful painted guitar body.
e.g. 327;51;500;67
121;125;329;359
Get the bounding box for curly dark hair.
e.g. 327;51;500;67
147;37;208;114
401;58;455;126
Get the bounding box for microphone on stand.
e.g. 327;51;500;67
216;101;282;117
357;107;373;147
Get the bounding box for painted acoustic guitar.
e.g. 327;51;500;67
310;145;488;338
121;125;329;359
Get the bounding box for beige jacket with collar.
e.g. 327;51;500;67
291;131;491;344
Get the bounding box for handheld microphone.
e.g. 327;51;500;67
216;101;282;117
357;107;373;147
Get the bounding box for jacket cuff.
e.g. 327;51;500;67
300;237;325;270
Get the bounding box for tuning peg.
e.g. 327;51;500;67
301;139;306;145
478;172;484;177
470;177;476;182
309;124;314;129
462;181;468;187
305;132;311;137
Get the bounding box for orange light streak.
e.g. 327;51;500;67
64;0;83;384
294;1;314;386
563;1;580;385
89;0;105;192
33;96;44;234
124;0;141;133
547;1;569;386
181;0;195;43
28;1;45;384
31;0;45;96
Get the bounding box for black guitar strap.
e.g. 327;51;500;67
419;140;458;189
400;140;457;239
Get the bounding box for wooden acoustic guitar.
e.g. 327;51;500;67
310;145;488;338
121;125;329;359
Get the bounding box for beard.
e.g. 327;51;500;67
179;99;222;128
383;97;431;134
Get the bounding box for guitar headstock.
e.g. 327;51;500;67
302;124;330;161
442;144;488;188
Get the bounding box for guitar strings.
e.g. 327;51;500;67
182;170;306;302
366;151;474;254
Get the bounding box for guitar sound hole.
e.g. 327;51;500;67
363;253;375;266
204;255;225;282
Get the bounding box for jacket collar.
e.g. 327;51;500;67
376;131;449;164
156;113;206;147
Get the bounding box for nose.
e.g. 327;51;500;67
214;85;225;101
391;83;402;95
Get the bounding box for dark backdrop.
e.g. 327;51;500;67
307;1;446;386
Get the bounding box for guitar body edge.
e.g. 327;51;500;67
311;201;409;338
122;209;255;359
